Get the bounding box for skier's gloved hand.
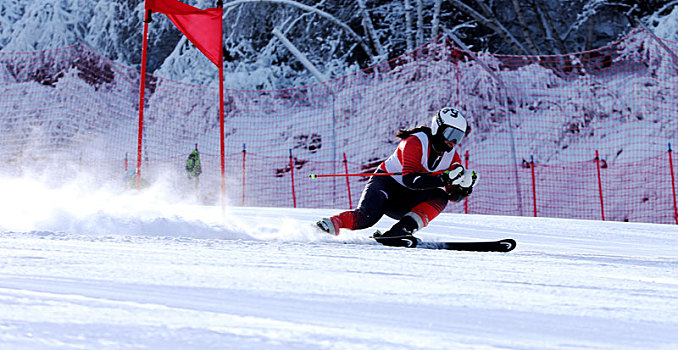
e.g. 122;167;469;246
440;164;465;186
446;171;478;202
446;186;468;202
458;170;478;189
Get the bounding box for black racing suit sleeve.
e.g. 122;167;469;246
402;172;446;190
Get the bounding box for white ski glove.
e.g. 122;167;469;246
458;170;478;189
441;164;465;186
446;170;478;202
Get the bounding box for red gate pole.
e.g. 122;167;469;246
669;143;677;224
241;143;246;206
530;155;537;217
219;49;226;211
595;150;605;221
136;10;152;191
343;153;353;209
464;150;469;214
289;149;297;208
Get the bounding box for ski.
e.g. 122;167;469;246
415;238;516;252
372;232;516;252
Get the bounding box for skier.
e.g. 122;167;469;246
316;107;478;247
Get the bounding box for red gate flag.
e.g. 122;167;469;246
145;0;223;66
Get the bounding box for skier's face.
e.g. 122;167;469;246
444;139;457;149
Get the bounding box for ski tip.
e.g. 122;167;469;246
500;238;517;252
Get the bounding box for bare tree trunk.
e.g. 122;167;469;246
511;0;539;55
431;0;442;39
416;0;424;47
404;0;414;51
471;0;494;18
272;28;327;82
530;1;565;54
449;0;530;55
357;0;385;59
585;16;595;51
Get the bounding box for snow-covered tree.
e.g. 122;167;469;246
2;0;88;52
1;0;676;88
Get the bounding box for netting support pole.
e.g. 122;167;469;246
448;32;524;216
241;143;246;206
668;143;677;224
595;150;605;221
219;52;226;212
331;92;337;207
272;26;335;206
498;82;523;216
290;149;297;208
194;144;200;203
136;10;152;191
464;150;469;214
18;146;23;177
530;155;537;217
343;153;352;209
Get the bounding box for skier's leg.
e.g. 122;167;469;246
409;194;448;227
316;175;394;235
381;189;448;237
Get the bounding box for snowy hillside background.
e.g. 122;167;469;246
2;7;678;223
0;1;678;223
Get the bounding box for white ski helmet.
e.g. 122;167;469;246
431;107;467;143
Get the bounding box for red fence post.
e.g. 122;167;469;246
289;149;297;208
669;143;677;224
530;155;537;217
343;153;353;209
595;150;605;221
241;143;246;206
464;150;469;214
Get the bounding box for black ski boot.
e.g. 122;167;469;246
373;213;421;248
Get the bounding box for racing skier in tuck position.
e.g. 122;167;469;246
316;107;478;247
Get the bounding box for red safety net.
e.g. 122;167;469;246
1;28;677;224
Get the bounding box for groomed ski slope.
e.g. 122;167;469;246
0;178;676;349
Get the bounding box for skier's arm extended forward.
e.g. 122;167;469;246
400;137;446;189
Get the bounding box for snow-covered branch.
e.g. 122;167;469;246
448;0;531;55
223;0;375;61
561;1;632;42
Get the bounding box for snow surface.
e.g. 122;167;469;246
0;176;676;349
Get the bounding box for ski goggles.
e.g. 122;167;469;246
441;126;465;143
